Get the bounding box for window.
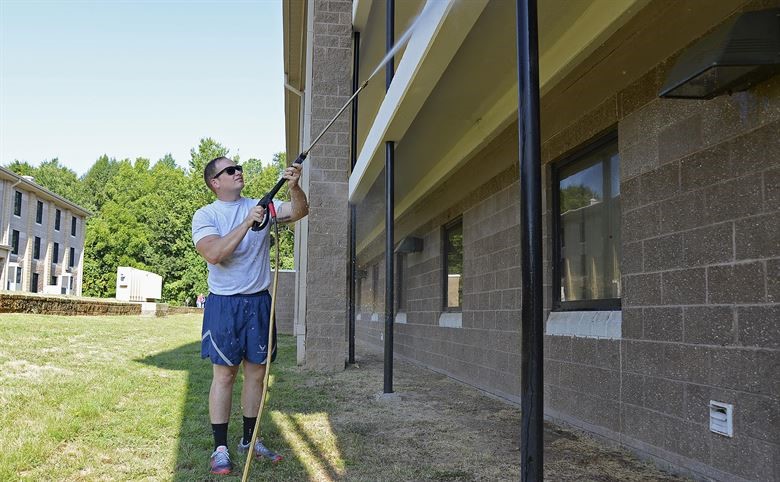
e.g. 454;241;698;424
36;201;43;224
356;276;363;315
32;273;39;293
34;237;41;260
442;218;463;311
396;255;406;312
53;242;59;264
71;216;77;236
55;209;61;231
11;230;20;255
371;264;379;312
552;132;621;310
7;264;21;290
13;191;22;216
51;275;57;286
69;247;75;268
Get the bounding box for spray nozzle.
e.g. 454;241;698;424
250;152;307;232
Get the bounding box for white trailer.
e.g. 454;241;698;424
116;267;162;302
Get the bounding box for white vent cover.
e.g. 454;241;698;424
709;400;734;437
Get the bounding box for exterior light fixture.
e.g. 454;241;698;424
659;8;780;99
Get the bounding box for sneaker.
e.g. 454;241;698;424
209;446;232;475
237;438;284;463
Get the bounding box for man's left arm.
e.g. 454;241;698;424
276;163;309;224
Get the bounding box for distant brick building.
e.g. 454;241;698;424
0;166;90;295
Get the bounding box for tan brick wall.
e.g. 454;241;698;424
300;0;352;371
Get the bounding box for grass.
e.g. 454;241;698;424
0;313;344;481
0;313;684;481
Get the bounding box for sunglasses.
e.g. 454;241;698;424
212;165;243;179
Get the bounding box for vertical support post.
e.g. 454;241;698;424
348;30;360;365
516;0;544;480
383;0;395;394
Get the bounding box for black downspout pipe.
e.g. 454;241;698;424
516;0;543;481
348;30;360;366
383;0;395;394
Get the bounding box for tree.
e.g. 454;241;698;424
189;138;236;206
155;153;177;169
82;155;120;212
6;160;35;176
560;184;600;213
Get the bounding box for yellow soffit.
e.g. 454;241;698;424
540;0;651;94
350;0;651;254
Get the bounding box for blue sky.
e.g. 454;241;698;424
0;0;285;175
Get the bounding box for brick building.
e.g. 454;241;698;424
283;1;778;480
0;166;89;295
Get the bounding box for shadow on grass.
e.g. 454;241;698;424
137;335;346;481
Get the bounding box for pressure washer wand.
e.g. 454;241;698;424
251;79;369;231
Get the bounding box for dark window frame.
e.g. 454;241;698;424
11;230;20;255
69;247;75;268
71;216;77;236
13;191;22;216
396;254;405;312
36;201;43;224
53;242;60;264
31;273;39;293
34;236;41;260
551;130;622;312
55;209;61;231
441;217;464;312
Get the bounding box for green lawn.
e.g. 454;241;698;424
0;312;683;482
0;313;341;481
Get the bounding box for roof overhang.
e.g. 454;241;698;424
283;0;307;164
348;0;649;206
352;0;373;33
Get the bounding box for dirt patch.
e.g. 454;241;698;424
312;344;684;481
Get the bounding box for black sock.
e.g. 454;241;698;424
212;423;228;450
243;416;257;445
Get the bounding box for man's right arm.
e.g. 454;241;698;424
195;205;267;265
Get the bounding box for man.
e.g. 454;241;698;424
191;156;308;475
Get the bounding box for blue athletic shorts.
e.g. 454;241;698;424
201;291;277;366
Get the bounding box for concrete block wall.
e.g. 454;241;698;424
543;65;780;480
355;129;525;400
354;57;778;482
619;78;778;480
274;270;296;335
301;0;352;371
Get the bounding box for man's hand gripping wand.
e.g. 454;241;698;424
250;79;368;232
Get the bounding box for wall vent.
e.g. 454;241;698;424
709;400;734;437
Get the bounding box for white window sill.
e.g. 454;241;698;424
438;312;462;328
545;310;621;339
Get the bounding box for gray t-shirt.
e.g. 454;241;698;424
192;197;282;295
